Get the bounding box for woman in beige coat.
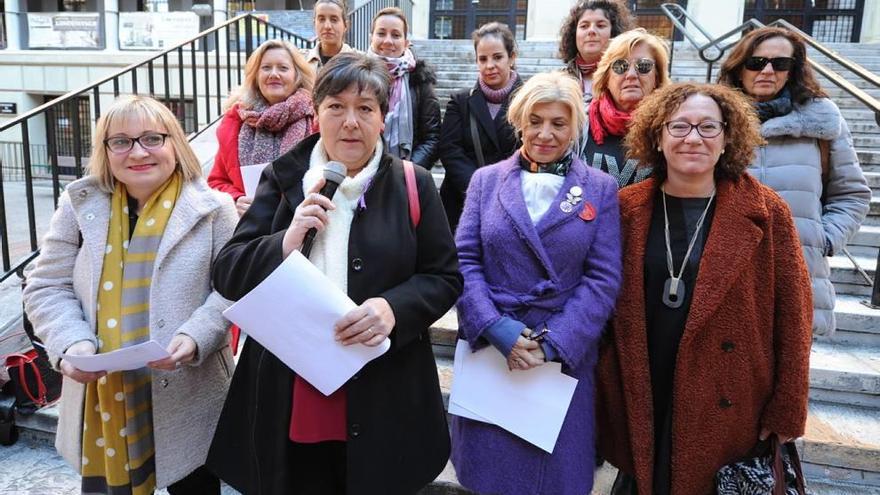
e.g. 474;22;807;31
23;95;238;494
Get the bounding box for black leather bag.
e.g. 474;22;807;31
0;401;18;446
716;436;808;495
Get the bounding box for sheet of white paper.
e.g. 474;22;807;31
448;347;491;422
62;340;170;372
241;162;270;198
449;339;578;453
223;250;390;395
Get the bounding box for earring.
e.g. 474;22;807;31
657;146;661;152
721;148;726;155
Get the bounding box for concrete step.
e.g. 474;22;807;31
810;341;880;408
832;294;880;347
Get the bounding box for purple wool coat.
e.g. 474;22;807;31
450;152;623;495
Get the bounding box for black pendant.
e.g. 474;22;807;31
662;277;685;309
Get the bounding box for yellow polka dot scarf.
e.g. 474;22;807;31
81;172;181;495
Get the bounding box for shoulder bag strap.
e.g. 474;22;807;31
468;88;486;169
403;160;421;228
819;139;831;202
7;353;47;406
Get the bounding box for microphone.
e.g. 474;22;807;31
300;161;347;258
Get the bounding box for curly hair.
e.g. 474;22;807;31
717;27;827;105
558;0;634;63
625;83;765;184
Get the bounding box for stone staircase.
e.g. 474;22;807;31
2;39;879;494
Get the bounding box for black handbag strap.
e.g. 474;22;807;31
771;435;807;495
468;89;486;169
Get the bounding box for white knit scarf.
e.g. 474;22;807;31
302;138;383;293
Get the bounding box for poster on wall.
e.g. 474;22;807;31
118;12;200;51
27;12;102;49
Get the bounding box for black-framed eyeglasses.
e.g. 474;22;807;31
664;120;726;138
103;133;169;154
744;56;796;72
611;58;655;75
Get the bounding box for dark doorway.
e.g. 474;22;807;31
430;0;528;40
744;0;865;42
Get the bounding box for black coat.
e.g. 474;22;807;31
205;133;462;495
438;79;522;232
407;60;442;169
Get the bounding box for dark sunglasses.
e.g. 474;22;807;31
610;58;655;75
744;56;796;72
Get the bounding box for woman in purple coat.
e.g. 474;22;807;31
450;72;623;495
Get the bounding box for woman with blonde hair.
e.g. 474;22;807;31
208;39;316;217
451;72;622;495
581;28;670;187
597;83;812;494
23;95;238;494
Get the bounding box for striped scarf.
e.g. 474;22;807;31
81;173;181;495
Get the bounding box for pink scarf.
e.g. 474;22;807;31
588;93;632;145
237;88;314;166
575;54;599;78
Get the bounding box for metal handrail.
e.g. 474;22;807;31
346;0;414;52
0;14;312;283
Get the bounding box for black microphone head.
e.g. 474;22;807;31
323;161;347;185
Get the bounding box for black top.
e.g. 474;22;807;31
583;133;651;189
643;192;716;495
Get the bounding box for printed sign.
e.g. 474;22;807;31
0;103;16;115
118;12;200;51
27;12;102;49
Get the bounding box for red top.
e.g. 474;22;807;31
289;376;347;443
208;106;246;200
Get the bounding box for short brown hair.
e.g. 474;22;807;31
225;39;315;110
625;83;765;184
558;0;634;63
371;7;408;38
472;22;516;59
717;27;827;105
88;95;202;193
592;28;671;101
314;0;348;27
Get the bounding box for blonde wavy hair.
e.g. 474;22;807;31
87;95;202;193
592;28;671;101
507;72;586;146
225;39;315;111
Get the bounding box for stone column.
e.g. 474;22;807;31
684;0;745;43
861;0;880;43
104;0;120;50
526;0;571;41
5;0;22;50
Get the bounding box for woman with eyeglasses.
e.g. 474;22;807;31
580;28;670;188
718;27;870;337
596;83;813;495
23;95;238;495
558;0;634;102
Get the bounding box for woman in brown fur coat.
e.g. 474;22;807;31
596;83;813;495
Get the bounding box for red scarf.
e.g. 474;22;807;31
575;54;599;78
589;93;632;145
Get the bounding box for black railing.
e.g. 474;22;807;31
660;2;880;307
0;13;312;283
347;0;414;52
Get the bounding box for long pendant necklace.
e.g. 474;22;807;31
661;186;716;309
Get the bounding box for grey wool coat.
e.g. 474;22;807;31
22;175;238;488
748;97;870;336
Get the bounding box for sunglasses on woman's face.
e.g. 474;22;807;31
744;56;796;72
610;58;655;75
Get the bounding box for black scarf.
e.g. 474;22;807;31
754;87;793;123
518;147;574;177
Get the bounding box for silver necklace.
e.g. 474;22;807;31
661;186;716;309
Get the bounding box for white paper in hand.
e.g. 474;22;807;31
240;162;270;198
62;340;170;372
223;250;390;395
449;339;578;453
